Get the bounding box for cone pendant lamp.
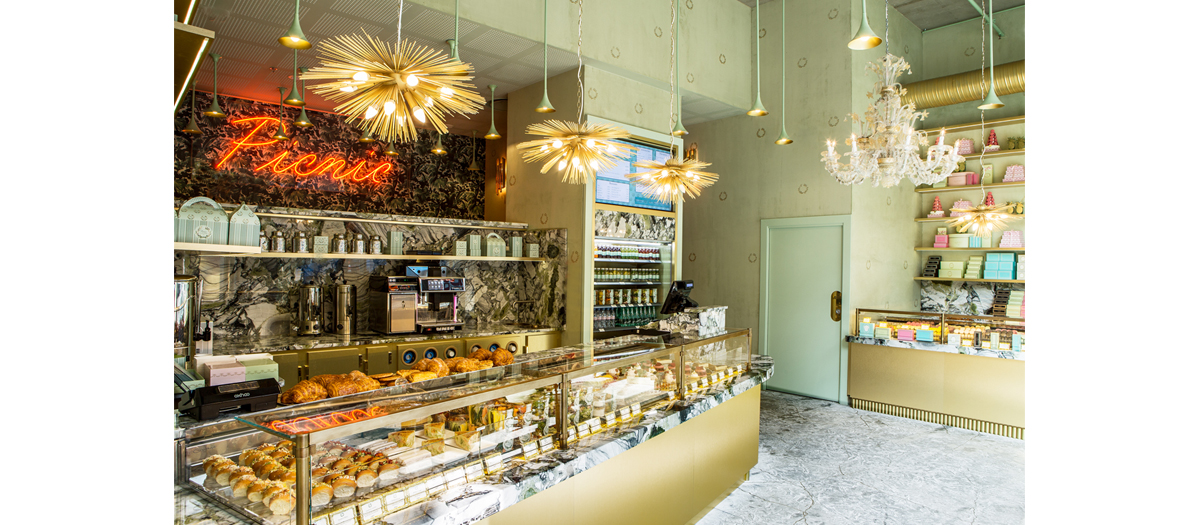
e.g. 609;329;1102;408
279;0;312;50
294;68;314;127
848;0;882;50
272;87;290;141
468;131;481;171
359;129;376;143
672;0;687;136
203;53;226;118
747;0;768;117
978;0;1005;110
536;0;556;113
775;0;791;145
432;132;448;155
485;84;501;139
383;141;399;156
284;50;305;106
183;88;203;135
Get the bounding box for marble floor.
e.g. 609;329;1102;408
696;391;1024;525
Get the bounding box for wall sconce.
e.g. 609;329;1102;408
496;156;507;195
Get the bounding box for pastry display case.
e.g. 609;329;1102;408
944;313;1025;352
854;309;945;342
853;308;1025;350
179;331;753;525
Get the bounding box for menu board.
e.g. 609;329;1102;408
595;140;674;212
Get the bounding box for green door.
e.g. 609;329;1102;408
760;216;848;401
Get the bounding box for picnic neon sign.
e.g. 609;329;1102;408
215;117;393;184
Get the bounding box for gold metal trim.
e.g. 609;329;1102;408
850;397;1024;440
901;60;1025;110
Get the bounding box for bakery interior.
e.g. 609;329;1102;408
11;0;1172;523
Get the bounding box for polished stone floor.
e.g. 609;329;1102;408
696;391;1024;525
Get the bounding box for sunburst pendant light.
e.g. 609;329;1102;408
535;0;556;113
485;84;501;139
946;200;1020;238
849;0;882;50
294;68;314;127
284;50;305;106
468;131;481;171
747;0;768;117
671;0;687;136
519;0;637;184
272;87;290;141
978;0;1004;110
182;88;203;135
775;0;792;145
305;0;483;143
432;132;448;155
279;0;312;50
626;0;718;203
203;53;226;118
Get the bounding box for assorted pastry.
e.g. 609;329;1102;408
278;370;381;404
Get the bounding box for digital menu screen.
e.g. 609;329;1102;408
594;140;674;212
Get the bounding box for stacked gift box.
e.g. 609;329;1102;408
859;321;875;338
1016;254;1026;280
1003;164;1025;182
873;326;892;339
949;200;973;217
983;252;1016;280
965;256;984;279
999;230;1023;248
990;290;1011;316
939;260;965;279
934;234;949;248
922;255;942;277
949;234;972;248
1005;290;1025;318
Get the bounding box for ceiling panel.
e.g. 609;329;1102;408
237;0;312;26
328;0;401;28
466;29;537;59
402;6;482;42
308;11;385;38
517;46;580;73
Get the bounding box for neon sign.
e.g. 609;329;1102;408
215;117;393;184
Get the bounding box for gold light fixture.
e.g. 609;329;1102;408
272;87;290;141
747;0;768;117
284;50;306;106
849;0;882;50
203;53;226;118
520;120;638;184
519;0;634;184
359;129;376;143
279;0;312;50
304;32;484;143
978;0;1005;110
535;0;556;113
432;132;448;155
468;131;481;171
946;201;1020;238
625;0;720;202
627;157;718;203
294;68;314;127
383;141;399;156
775;0;792;145
182;88;203;135
485;84;501;139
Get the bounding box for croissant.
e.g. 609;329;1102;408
470;348;493;361
324;379;361;398
491;349;514;367
310;374;344;388
409;371;438;382
278;380;327;404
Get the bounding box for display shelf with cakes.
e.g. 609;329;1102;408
849;308;1025;359
178;330;755;525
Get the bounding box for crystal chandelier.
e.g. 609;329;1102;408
821;1;962;188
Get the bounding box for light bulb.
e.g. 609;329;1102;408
406;74;419;87
572;157;581;167
365;106;378;119
425;97;434;108
541;145;549;152
440;87;454;98
558;159;568;170
660;170;668;177
340;85;357;93
587;139;596;148
384;100;396;115
352;71;370;82
413;107;426;123
607;144;617;153
551;140;562;149
642;174;650;180
590;160;599;170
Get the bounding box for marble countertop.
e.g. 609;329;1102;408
179;202;532;231
846;335;1025;361
176;353;774;525
212;325;560;355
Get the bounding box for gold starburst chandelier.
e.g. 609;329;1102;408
626;0;719;203
946;201;1021;237
628;157;718;203
519;0;634;184
519;120;637;184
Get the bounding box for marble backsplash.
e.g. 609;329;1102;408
919;281;1024;316
176;209;566;339
594;210;675;242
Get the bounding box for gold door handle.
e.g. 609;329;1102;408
830;291;842;322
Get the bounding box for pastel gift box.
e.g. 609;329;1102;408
485;233;507;257
527;244;540;258
511;237;523;257
949;200;973;217
999;253;1015;262
466;234;482;257
388;232;404;255
313;236;330;253
206;361;246;387
966;172;980;185
452;240;467;257
968;236;983;248
874;326;892;339
947;334;962;346
933;179;947;188
859;322;875;337
897;329;916;341
916;329;935;342
940;261;964;269
949;234;971;248
934;235;949;244
984;270;999;279
195;355;236;382
947;173;968;186
957;139;975;155
1012;334;1022;351
176;197;229;244
1003;164;1026;182
985;261;1000;270
236;358;279;382
227;204;261;246
990;332;1001;349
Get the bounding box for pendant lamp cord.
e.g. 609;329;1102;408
884;0;889;57
977;0;987;202
576;0;584;122
397;0;404;43
667;0;677;154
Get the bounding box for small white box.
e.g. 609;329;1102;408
511;237;523;258
388;231;404;255
467;234;482;257
453;240;467;257
527;244;539;258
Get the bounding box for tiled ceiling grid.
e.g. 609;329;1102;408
189;0;741;136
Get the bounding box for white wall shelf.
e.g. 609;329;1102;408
174;242;262;254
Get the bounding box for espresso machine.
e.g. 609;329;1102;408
369;276;419;334
415;276;465;333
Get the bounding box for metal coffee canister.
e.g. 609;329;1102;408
369;235;383;255
174;275;199;361
270;231;286;252
331;233;348;253
296;285;323;335
351;235;366;254
327;284;357;334
259;232;270;252
294;232;310;253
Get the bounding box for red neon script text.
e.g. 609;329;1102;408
215;117;391;184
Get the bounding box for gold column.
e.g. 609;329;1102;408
901;60;1025;110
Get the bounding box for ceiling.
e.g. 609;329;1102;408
734;0;1023;32
189;0;738;137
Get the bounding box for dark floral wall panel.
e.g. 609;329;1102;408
175;93;485;219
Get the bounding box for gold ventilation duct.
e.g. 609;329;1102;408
901;60;1025;110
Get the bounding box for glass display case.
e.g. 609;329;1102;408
179;331;752;525
853;309;1025;351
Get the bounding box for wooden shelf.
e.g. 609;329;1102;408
921;115;1025;134
174;242;261;254
593;282;669;287
593;259;672;264
915;215;1025;223
915;181;1024;194
960;148;1024;161
915;247;1025;252
915;277;1025;284
231;253;544;262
